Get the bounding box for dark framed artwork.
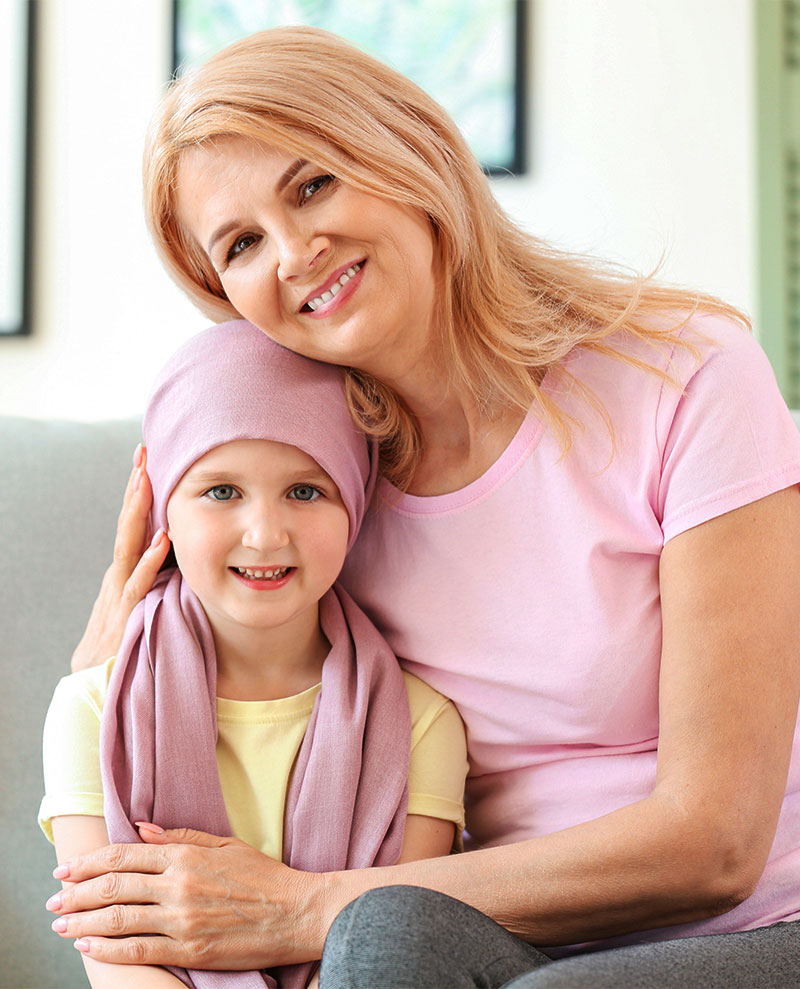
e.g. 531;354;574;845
1;0;35;337
172;0;528;175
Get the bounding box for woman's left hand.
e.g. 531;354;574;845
46;827;329;970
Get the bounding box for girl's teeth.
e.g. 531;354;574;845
237;567;288;580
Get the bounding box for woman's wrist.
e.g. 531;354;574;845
308;870;355;957
309;866;390;958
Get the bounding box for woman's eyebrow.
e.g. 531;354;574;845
276;158;307;192
207;220;241;256
205;159;309;256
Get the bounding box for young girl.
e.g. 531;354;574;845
39;319;467;989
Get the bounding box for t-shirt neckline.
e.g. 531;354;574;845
376;406;546;517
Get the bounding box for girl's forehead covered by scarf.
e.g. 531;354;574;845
143;320;373;550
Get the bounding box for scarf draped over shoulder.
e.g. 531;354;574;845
100;568;411;988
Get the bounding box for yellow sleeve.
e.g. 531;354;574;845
403;671;468;832
38;659;115;842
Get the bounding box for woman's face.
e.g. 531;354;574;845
176;136;440;384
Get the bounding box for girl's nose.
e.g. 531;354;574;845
241;505;290;552
274;222;330;282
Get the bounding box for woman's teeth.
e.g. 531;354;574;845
305;262;363;311
236;567;289;580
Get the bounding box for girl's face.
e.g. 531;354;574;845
166;438;350;647
175;136;440;387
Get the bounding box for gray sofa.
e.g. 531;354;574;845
3;410;800;989
2;417;141;989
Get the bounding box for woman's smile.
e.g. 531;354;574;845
300;259;366;316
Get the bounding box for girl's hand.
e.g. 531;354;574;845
46;827;329;970
70;446;171;672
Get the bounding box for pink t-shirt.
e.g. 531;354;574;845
340;314;800;947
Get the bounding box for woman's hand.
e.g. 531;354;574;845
71;446;171;672
46;827;329;970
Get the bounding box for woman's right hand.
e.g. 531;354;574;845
70;446;171;673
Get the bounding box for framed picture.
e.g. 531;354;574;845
1;1;35;337
173;0;528;175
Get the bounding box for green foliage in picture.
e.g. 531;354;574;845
174;0;526;173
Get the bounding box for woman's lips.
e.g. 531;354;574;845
300;260;366;318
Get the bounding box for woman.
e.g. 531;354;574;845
48;26;800;987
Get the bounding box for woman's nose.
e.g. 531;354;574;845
241;505;290;552
274;222;330;281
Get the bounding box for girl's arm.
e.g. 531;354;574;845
47;485;800;966
397;815;455;863
51;817;185;988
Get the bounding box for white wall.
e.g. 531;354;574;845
0;0;755;421
495;0;754;307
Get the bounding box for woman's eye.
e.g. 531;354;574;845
205;485;238;501
226;234;258;262
289;485;321;502
300;175;334;203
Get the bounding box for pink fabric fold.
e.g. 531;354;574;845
98;320;411;987
100;572;410;988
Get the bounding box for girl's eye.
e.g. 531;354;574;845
300;175;335;203
288;485;321;502
226;233;258;262
205;485;238;501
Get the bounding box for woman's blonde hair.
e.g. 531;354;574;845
144;26;748;487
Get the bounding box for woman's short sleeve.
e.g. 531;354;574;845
657;318;800;543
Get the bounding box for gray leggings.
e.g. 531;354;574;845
319;886;800;988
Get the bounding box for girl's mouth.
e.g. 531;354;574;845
230;566;295;588
300;260;365;313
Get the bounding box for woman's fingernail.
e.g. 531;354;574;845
133;443;143;468
135;820;165;834
74;939;91;954
52;917;68;933
134;467;144;493
46;892;63;912
149;528;165;549
53;864;70;880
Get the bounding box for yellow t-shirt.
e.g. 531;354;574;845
39;658;467;860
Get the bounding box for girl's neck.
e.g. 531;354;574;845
211;608;329;702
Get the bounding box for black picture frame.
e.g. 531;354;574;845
1;0;36;337
172;0;528;176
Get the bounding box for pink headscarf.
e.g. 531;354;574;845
144;319;374;551
99;321;410;988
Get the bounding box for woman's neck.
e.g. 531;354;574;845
383;363;524;497
211;608;329;701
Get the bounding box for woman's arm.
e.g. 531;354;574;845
71;447;170;673
47;486;800;966
51;817;185;987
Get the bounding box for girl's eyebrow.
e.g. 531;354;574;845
185;466;330;484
